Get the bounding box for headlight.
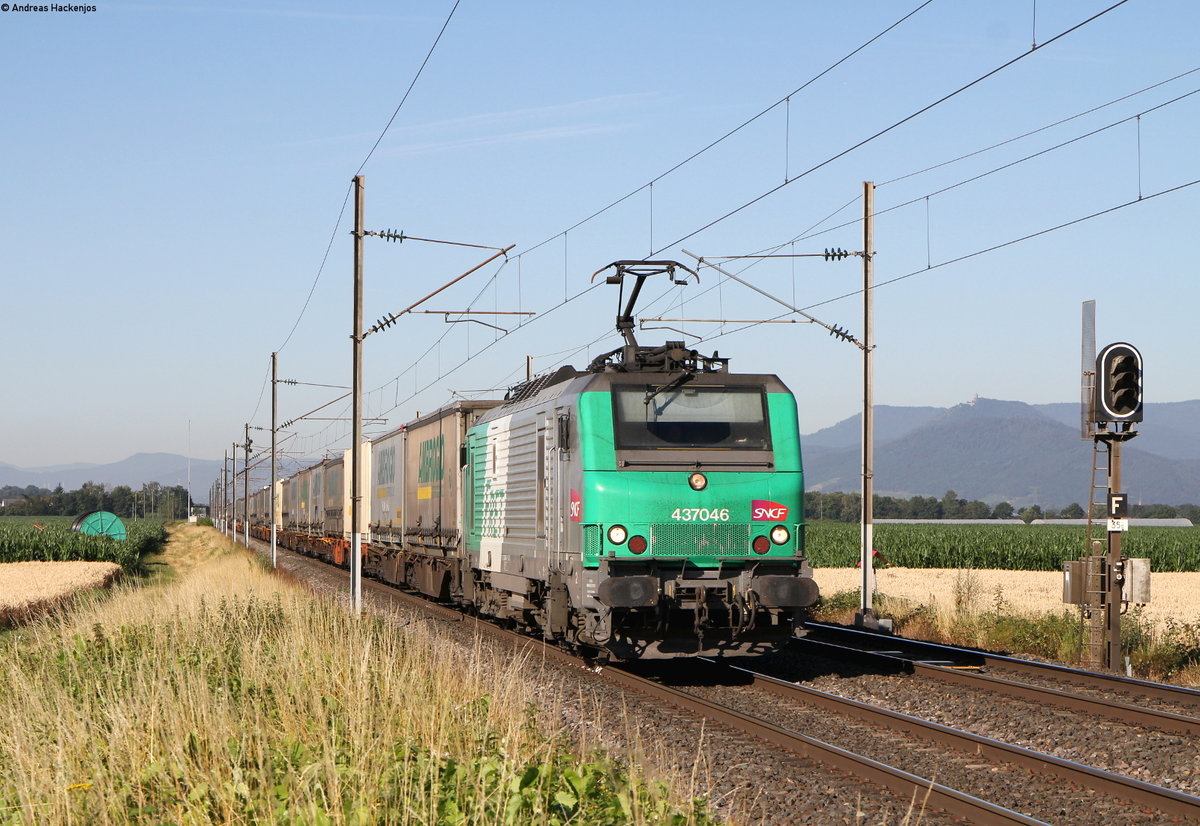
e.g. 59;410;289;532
607;525;628;545
770;525;790;545
688;472;707;491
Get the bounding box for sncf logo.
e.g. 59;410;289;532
751;500;789;521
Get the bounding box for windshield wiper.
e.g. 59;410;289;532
644;370;695;412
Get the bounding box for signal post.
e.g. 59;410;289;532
1066;340;1144;672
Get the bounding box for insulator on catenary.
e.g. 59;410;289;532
823;247;850;261
827;324;853;342
378;228;405;242
372;314;399;333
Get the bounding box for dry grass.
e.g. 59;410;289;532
813;567;1200;686
0;526;711;825
814;567;1200;631
0;561;121;627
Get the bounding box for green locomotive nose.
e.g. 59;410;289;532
575;384;804;569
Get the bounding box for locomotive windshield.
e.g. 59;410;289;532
612;385;771;450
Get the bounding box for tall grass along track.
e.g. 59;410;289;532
0;525;710;825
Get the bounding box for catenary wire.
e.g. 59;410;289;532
650;0;1132;256
246;356;273;426
632;63;1200;326
275;1;461;354
879;65;1200;187
354;0;462;176
747;81;1200;250
685;176;1200;348
513;0;934;263
276;182;353;353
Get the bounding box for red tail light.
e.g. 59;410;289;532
628;535;648;554
752;535;770;554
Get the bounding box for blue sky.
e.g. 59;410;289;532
2;1;1197;483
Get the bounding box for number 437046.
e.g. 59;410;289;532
670;507;730;522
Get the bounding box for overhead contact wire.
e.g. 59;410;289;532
695;176;1200;350
354;0;462;176
276;0;461;355
515;0;934;261
652;0;1133;255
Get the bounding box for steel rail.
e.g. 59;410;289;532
794;636;1200;737
715;661;1200;821
801;621;1200;710
248;537;1044;825
599;665;1049;826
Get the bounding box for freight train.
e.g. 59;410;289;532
235;261;819;659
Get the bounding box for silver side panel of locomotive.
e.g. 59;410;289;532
470;377;586;604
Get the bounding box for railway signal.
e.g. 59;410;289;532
1094;342;1143;423
1071;325;1147;671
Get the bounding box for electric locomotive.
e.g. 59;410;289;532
462;261;818;658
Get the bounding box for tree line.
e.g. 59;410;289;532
0;481;194;520
806;490;1200;524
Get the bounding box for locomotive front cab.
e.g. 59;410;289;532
576;371;818;658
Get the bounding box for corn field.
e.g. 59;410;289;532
806;521;1200;572
0;517;166;570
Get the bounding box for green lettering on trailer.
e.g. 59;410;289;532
417;434;444;483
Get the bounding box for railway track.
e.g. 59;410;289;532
797;621;1200;723
663;657;1200;823
239;534;1200;824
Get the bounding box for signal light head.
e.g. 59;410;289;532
1094;342;1143;423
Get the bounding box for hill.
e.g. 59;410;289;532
803;398;1200;507
0;453;220;499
